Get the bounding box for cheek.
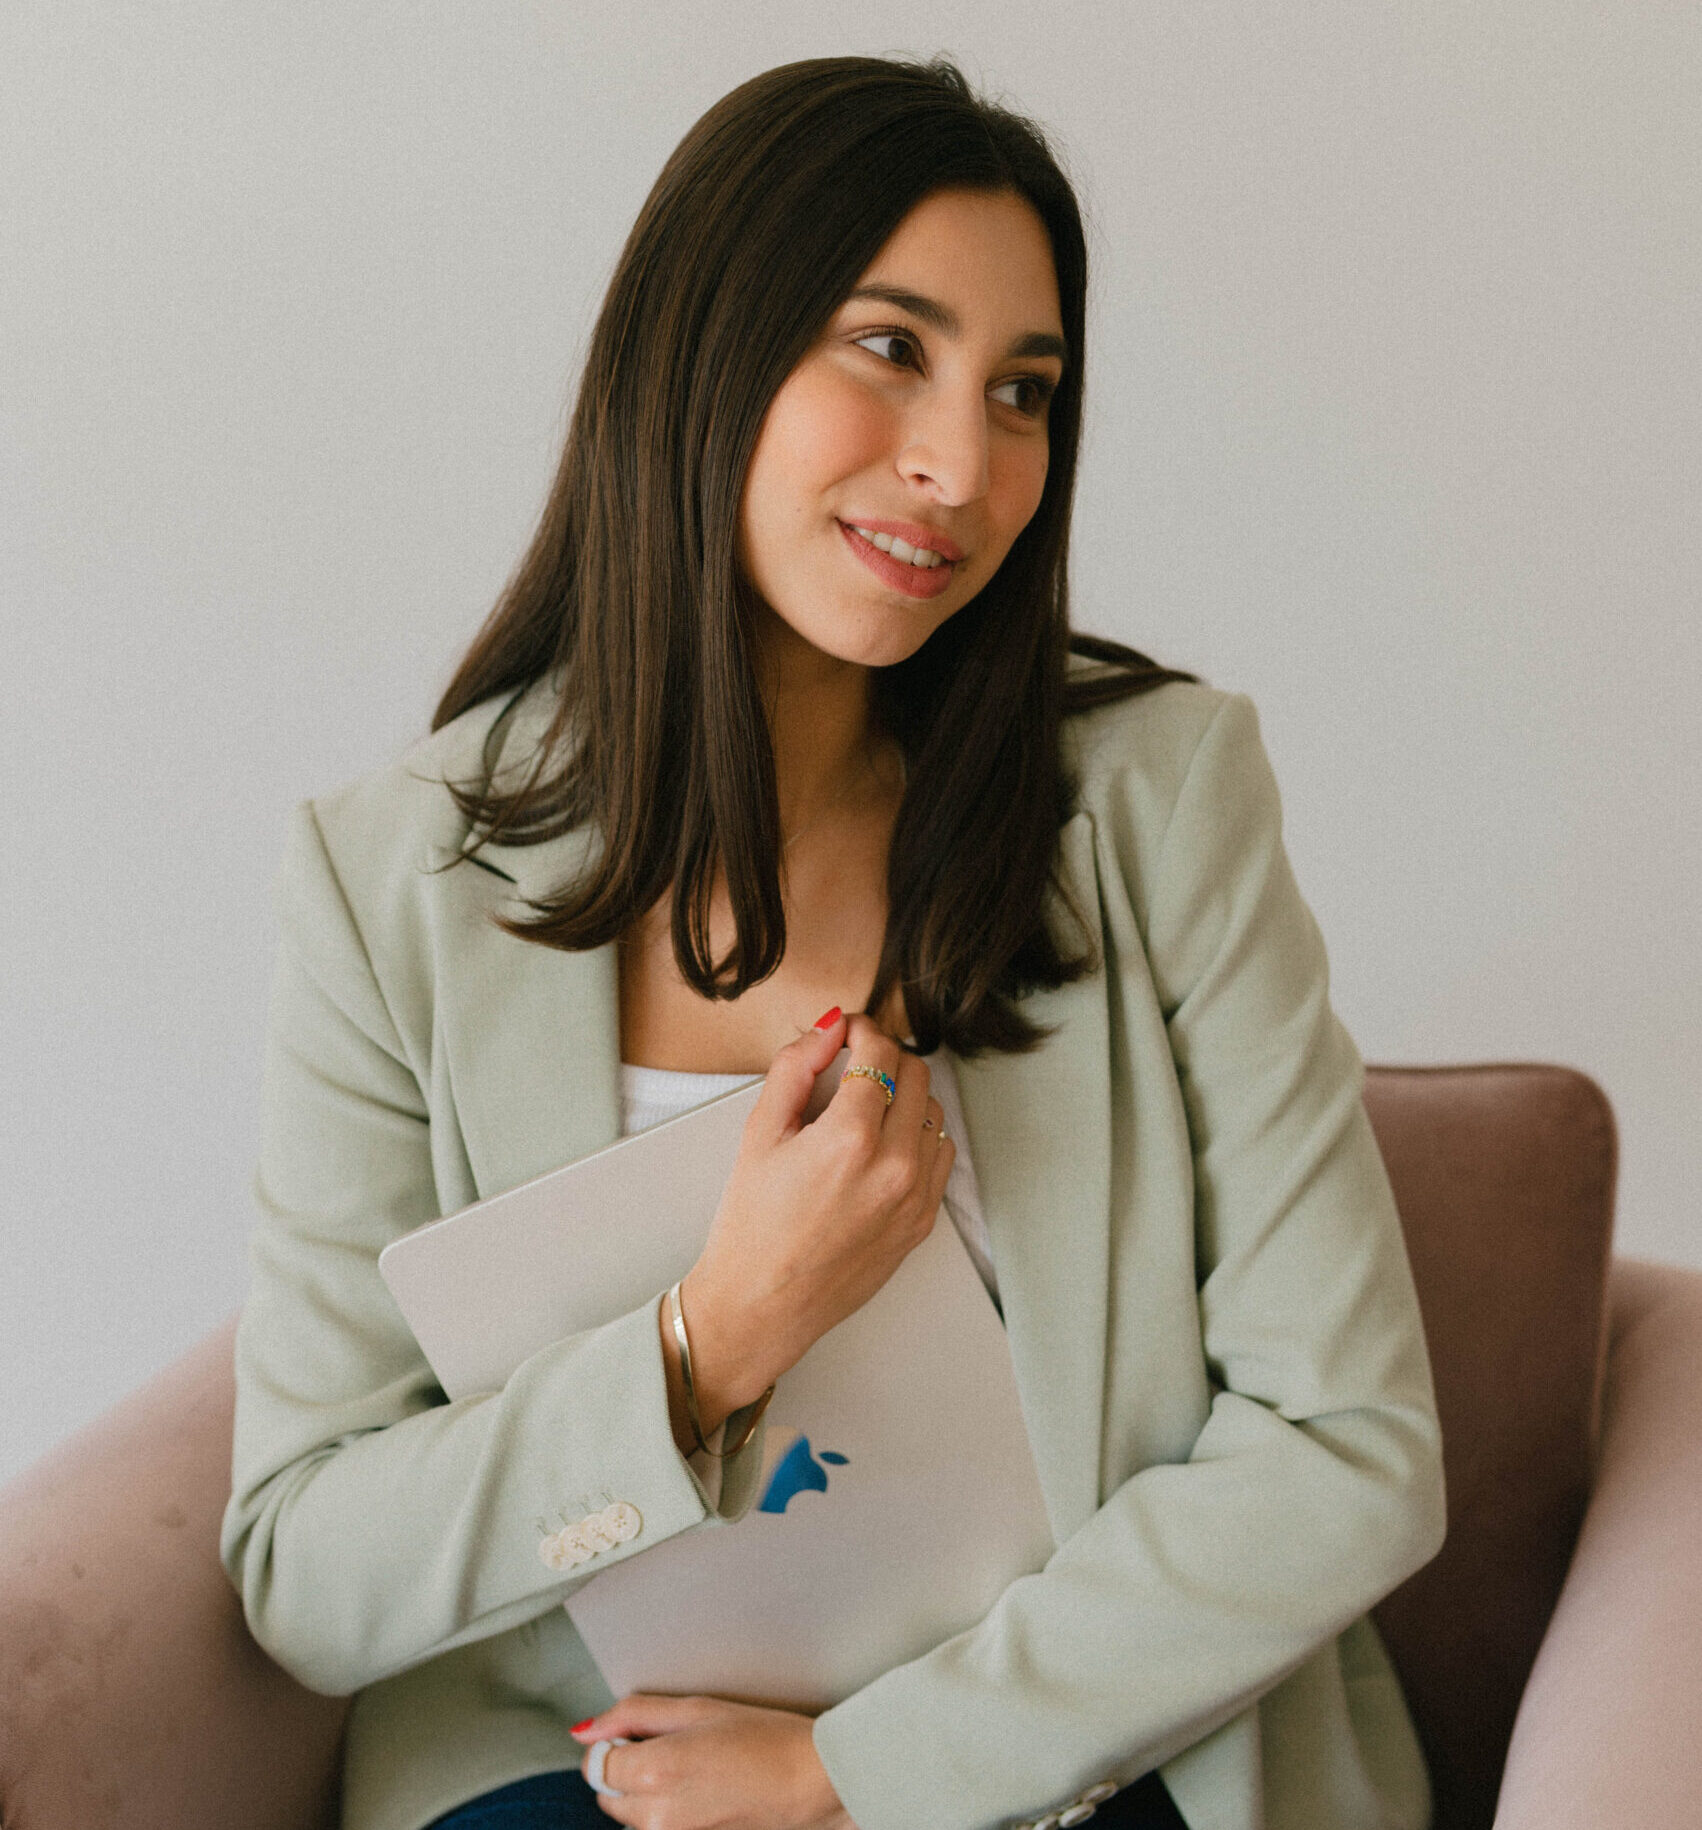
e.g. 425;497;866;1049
986;445;1050;554
758;368;889;493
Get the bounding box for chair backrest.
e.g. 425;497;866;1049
0;1316;347;1830
1365;1063;1617;1830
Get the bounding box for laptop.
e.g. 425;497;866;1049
377;1047;1055;1709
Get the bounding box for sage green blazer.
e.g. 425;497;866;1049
220;658;1446;1830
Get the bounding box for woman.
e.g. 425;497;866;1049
220;53;1446;1830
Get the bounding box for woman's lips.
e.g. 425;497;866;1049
837;520;957;600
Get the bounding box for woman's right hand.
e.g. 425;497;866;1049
668;1009;955;1436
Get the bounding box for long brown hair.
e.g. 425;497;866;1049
431;53;1199;1058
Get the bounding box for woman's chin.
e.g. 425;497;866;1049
758;611;940;674
837;632;938;670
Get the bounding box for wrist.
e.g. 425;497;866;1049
680;1265;786;1415
657;1275;776;1459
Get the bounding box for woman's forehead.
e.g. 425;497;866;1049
842;191;1065;348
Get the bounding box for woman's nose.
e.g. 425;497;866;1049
894;388;990;504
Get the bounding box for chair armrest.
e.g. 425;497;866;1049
0;1315;347;1830
1494;1257;1702;1827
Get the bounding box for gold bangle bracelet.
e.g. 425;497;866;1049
667;1281;774;1459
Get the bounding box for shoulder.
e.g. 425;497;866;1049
1062;658;1224;769
1061;651;1261;830
1059;655;1284;932
272;672;560;961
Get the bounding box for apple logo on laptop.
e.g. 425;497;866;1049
757;1433;849;1514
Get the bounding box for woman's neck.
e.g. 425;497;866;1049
755;624;900;840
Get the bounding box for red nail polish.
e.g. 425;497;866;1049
571;1717;595;1734
814;1006;841;1030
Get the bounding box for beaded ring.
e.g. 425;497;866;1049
841;1063;898;1106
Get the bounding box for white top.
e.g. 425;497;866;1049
617;1050;1000;1307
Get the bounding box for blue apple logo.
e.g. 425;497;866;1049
757;1436;849;1514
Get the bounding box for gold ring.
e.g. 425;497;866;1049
841;1064;897;1106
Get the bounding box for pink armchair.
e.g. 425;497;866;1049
3;1063;1699;1830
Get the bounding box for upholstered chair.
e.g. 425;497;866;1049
3;1063;1698;1830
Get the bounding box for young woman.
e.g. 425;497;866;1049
221;54;1446;1830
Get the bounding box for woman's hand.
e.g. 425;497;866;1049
571;1695;855;1829
664;1009;955;1437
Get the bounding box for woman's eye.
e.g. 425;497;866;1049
851;330;1055;419
991;375;1057;417
852;330;921;370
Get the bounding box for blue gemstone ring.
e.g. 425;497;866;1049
841;1064;898;1106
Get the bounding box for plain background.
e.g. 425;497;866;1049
3;3;1697;1487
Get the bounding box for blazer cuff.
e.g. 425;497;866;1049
659;1293;769;1524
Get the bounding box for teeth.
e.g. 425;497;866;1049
852;525;945;568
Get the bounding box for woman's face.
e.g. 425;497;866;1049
737;186;1066;673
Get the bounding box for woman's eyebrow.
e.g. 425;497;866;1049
844;284;1068;365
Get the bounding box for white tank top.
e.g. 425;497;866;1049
617;1050;1000;1306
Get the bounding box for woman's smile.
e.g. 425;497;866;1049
835;519;958;599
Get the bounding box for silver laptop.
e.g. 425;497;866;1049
378;1049;1054;1709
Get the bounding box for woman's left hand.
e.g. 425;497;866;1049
571;1695;855;1829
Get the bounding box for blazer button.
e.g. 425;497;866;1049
582;1512;620;1552
604;1500;642;1542
1058;1808;1097;1827
538;1532;572;1571
559;1524;594;1564
1079;1785;1117;1805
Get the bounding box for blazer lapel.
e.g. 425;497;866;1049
951;808;1113;1547
414;675;621;1199
423;670;626;1203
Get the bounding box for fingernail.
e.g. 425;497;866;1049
571;1717;596;1735
813;1006;841;1030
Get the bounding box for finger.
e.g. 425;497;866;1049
918;1094;945;1139
600;1738;647;1799
747;1008;846;1147
866;1057;931;1202
832;1015;904;1128
882;1051;931;1140
901;1129;956;1249
926;1129;957;1206
575;1692;716;1743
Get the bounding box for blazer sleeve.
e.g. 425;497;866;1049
810;691;1447;1830
218;800;768;1699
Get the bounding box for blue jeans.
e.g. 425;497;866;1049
423;1765;1189;1827
423;1769;606;1827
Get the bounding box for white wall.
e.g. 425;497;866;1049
4;2;1697;1486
